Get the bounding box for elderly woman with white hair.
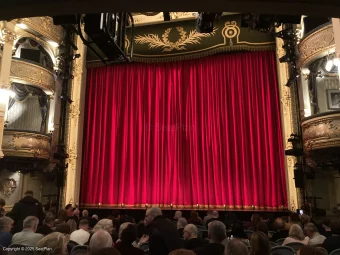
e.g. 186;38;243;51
93;219;114;234
282;224;309;246
34;232;68;255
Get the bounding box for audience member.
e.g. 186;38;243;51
194;221;226;255
323;219;340;254
321;218;332;237
256;222;269;237
298;246;324;255
67;219;77;233
183;224;208;250
169;249;195;255
230;220;249;245
70;208;80;224
65;204;73;217
144;207;182;255
12;216;44;246
224;212;238;229
174;211;183;222
0;216;14;247
70;219;90;245
250;231;270;255
225;239;248;255
89;229;113;255
304;223;326;245
57;209;69;225
34;232;67;255
286;213;302;230
250;214;262;231
115;223;143;255
282;224;308;246
0;198;5;217
90;214;99;228
205;211;220;228
117;222;131;242
56;223;71;235
6;190;44;234
188;211;203;226
177;218;188;238
93;219;114;234
37;214;54;236
203;211;213;226
301;214;311;228
271;218;289;241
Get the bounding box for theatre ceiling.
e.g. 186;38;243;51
0;0;340;20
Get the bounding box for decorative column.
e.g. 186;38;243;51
275;31;299;211
0;21;16;158
64;34;87;207
332;18;340;78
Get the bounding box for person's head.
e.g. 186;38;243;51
190;211;199;219
250;231;270;255
56;223;71;235
144;207;162;226
304;223;318;238
65;204;73;211
23;216;39;232
273;218;286;231
118;222;132;239
24;190;33;197
79;219;89;231
67;219;77;233
0;198;5;208
251;214;262;227
208;220;226;243
174;211;182;220
301;214;311;226
297;246;324;255
0;216;14;232
58;209;69;224
183;224;198;240
89;229;113;255
212;210;219;219
44;214;55;228
322;218;331;231
34;232;67;255
93;219;114;234
0;208;5;217
120;223;138;244
207;210;213;217
257;222;268;236
231;220;247;239
177;217;188;230
331;219;340;235
169;249;195;255
92;214;99;221
73;208;80;217
226;239;248;255
289;224;305;241
82;210;89;218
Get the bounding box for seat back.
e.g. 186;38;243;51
245;230;253;240
330;249;340;255
285;242;304;252
276;238;286;245
7;244;34;255
271;246;295;255
199;230;208;239
71;245;89;255
67;240;79;254
270;241;279;248
317;247;328;255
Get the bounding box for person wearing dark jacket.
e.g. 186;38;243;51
6;190;44;234
37;214;54;236
183;224;208;250
194;221;226;255
323;219;340;254
115;223;144;255
144;207;182;255
270;218;289;242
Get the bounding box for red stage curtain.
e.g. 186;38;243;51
81;51;287;209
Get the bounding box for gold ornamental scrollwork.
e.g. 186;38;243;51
299;24;335;67
135;26;217;52
221;21;240;46
10;58;55;94
0;178;17;197
0;28;17;43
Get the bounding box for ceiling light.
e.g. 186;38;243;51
48;40;59;48
325;59;333;72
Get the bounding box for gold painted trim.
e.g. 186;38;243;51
10;58;55;94
299;24;335;68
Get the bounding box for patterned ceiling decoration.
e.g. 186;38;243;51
87;14;275;66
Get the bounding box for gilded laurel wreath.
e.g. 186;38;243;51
135;26;217;52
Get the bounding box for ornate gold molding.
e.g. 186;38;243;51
17;17;63;45
302;112;340;151
299;24;335;68
10;58;55;94
0;28;17;43
2;130;51;159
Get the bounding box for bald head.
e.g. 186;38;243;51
90;230;113;255
184;224;198;240
145;207;162;226
208;221;226;243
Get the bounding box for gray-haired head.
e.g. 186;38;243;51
177;217;188;230
226;239;248;255
90;229;113;255
183;224;198;240
208;220;226;243
23;216;39;231
145;207;162;226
